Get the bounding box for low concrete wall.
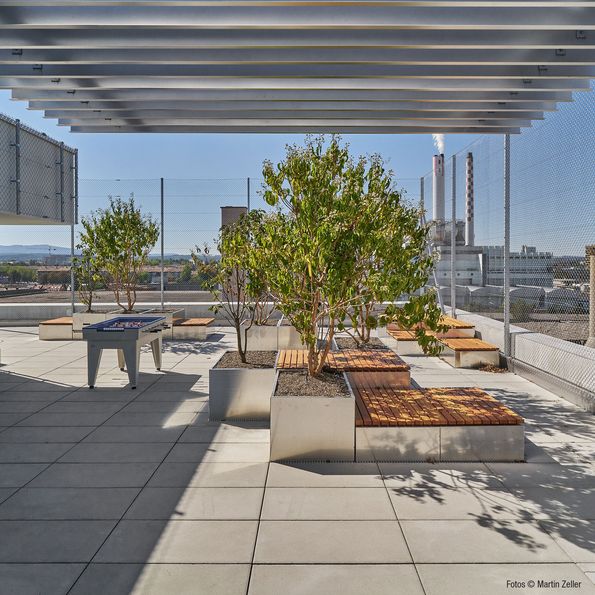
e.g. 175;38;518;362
456;309;595;413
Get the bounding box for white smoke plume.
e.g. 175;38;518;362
432;133;445;154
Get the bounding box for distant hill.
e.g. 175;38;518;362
0;244;71;256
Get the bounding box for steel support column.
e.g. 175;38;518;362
450;154;457;318
160;177;165;311
503;133;511;359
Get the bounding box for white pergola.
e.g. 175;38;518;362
0;0;593;133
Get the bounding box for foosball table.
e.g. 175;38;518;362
82;316;167;389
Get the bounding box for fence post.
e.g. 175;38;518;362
70;149;78;315
450;154;457;318
160;177;165;311
247;176;251;211
503;134;511;359
13;119;21;215
59;142;65;222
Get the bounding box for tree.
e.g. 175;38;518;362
179;262;192;284
192;210;275;362
259;136;444;376
74;220;103;312
82;195;159;312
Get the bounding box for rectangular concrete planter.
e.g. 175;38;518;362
245;324;279;351
270;371;355;462
209;353;277;421
277;319;304;349
72;312;108;332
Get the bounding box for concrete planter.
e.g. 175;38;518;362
245;324;279;351
143;308;184;338
277;318;304;349
72;312;108;332
270;371;355;462
209;352;277;421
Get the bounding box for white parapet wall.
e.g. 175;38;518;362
456;309;595;413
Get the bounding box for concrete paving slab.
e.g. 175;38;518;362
148;462;269;488
165;442;270;463
0;427;95;443
254;520;411;563
59;443;172;463
95;520;258;563
0;563;85;595
248;564;424;595
0;520;116;562
261;487;396;520
179;424;269;444
29;462;160;488
0;463;47;487
69;563;251;595
82;426;186;443
540;521;595;563
0;443;74;463
0;487;140;520
105;411;199;426
401;520;572;563
17;412;115;427
125;486;264;520
267;462;383;488
417;564;595;595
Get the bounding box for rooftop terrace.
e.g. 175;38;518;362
0;326;593;594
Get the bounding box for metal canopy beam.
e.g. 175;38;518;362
2;48;595;66
0;0;591;133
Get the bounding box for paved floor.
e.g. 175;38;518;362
0;326;593;595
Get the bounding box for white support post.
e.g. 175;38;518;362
160;177;165;311
450;154;457;318
503;134;512;359
247;176;251;211
70;148;78;315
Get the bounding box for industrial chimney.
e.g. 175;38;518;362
465;152;474;246
432;154;445;221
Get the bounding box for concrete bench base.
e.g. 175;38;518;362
440;346;500;368
356;424;524;462
39;318;73;341
172;318;214;341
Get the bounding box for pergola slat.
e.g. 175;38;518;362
0;0;590;133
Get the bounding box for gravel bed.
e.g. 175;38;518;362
214;350;277;369
335;336;387;350
275;369;350;397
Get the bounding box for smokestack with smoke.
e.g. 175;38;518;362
432;153;445;221
432;133;445;155
465;152;475;246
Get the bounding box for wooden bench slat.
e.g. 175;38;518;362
439;337;498;351
40;317;73;325
173;317;214;327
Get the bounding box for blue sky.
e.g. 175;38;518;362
1;86;593;256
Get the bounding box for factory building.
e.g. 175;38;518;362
430;152;553;289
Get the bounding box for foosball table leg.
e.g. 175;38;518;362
117;349;125;371
151;336;162;371
122;343;141;389
87;344;103;389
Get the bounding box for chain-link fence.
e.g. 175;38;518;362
423;84;594;354
0;112;76;225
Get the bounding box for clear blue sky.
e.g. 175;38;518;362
1;86;593;257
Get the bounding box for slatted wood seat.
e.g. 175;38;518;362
387;329;417;341
40;317;73;325
172;317;214;340
387;315;475;338
172;317;214;327
438;337;500;368
350;372;522;428
276;349;410;372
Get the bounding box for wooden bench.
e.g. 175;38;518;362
388;315;475;339
276;348;411;387
438;337;500;368
350;371;524;462
39;317;73;341
172;317;215;340
386;329;425;355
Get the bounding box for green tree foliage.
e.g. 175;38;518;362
79;195;159;312
192;210;275;362
179;262;192;284
0;266;36;284
259;136;444;376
